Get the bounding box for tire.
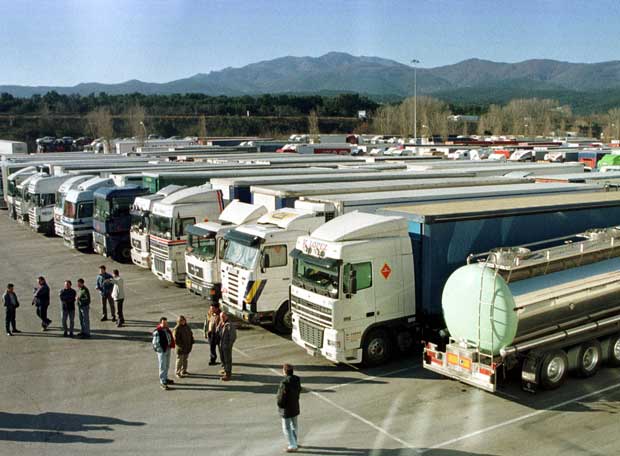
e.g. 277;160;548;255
539;349;569;390
568;340;602;378
115;246;132;263
274;301;292;335
362;329;392;367
601;334;620;367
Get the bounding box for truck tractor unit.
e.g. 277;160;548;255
62;177;115;251
130;185;186;269
53;175;94;236
15;172;47;224
220;208;324;333
28;174;76;235
5;166;37;218
424;227;620;393
290;191;620;368
92;185;149;262
185;200;267;303
149;185;224;284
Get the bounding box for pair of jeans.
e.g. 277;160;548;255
101;295;115;319
78;305;90;336
115;299;124;324
36;304;50;327
281;416;299;450
157;350;171;385
5;308;16;333
62;306;75;334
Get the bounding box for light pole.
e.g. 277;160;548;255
411;59;420;143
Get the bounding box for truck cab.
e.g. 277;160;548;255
185;200;267;303
15;172;47;223
92;185;149;261
62;177;115;250
220;208;324;333
5;166;37;218
28;174;76;235
150;185;224;284
130;185;186;269
54;175;94;236
290;212;415;365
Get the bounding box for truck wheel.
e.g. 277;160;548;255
568;340;602;378
116;246;131;263
274;301;292;335
601;334;620;367
539;349;568;390
362;329;392;367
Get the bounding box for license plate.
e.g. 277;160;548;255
306;348;318;357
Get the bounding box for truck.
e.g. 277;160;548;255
4;166;37;215
53;175;95;236
289;191;620;369
185;200;267;303
27;174;76;235
0;140;28;155
15;172;47;223
130;185;186;269
92;185;150;261
220;208;325;333
424;227;620;393
149;185;224;284
62;177;115;251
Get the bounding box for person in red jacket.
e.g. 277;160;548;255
152;317;176;390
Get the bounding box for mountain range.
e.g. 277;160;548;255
3;52;620;101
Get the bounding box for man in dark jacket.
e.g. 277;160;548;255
59;280;77;337
76;278;91;338
152;316;176;390
33;276;51;330
217;312;236;381
3;283;21;336
96;265;115;322
277;363;301;452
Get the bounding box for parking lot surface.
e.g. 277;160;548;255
1;213;619;456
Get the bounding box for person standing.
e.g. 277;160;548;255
152;317;175;390
217;312;236;381
172;315;194;378
96;265;115;322
76;278;91;338
111;269;125;327
3;283;21;336
204;303;221;365
59;280;77;337
33;276;51;330
277;363;302;453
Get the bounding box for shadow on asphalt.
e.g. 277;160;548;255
293;447;498;455
0;412;145;445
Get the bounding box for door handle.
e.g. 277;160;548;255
366;312;375;317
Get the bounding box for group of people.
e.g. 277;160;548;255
151;302;236;389
2;265;125;338
151;304;302;453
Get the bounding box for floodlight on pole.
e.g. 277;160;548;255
411;59;420;143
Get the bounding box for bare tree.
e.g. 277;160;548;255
198;115;207;138
86;107;114;153
127;104;146;144
308;110;320;140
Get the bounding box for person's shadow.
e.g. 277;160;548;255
0;411;145;444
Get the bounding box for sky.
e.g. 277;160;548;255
2;0;620;86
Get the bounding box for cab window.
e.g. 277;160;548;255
263;244;287;268
343;262;372;293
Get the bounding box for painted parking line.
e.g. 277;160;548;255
421;382;620;453
325;364;420;391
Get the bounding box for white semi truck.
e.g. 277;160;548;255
149;185;224;284
185;200;267;304
5;166;37;218
53;175;94;236
15;172;47;223
130;185;186;269
220;208;324;333
424;227;620;393
28;174;76;234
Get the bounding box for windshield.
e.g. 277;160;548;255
94;198;110;221
30;193;55;207
187;233;216;260
131;210;149;232
293;252;340;299
151;214;173;239
64;201;77;218
223;240;259;270
55;192;64;209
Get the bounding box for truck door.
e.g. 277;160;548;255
343;261;376;336
254;243;289;314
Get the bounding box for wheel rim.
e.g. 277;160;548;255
283;309;292;329
613;339;620;360
582;346;599;371
546;356;566;383
368;338;386;359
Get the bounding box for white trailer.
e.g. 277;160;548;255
0;140;28;155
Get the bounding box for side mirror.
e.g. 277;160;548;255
261;254;270;271
348;270;357;295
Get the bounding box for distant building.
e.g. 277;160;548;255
448;115;479;122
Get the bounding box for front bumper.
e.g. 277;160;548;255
221;298;273;325
131;249;151;269
186;277;220;304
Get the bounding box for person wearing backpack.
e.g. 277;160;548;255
217;312;236;381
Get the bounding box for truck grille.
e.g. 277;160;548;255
154;257;166;274
150;238;170;260
226;269;240;307
29;208;37;229
291;297;332;327
299;318;324;349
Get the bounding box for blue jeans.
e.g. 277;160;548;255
282;416;298;450
157;350;171;385
78;305;90;336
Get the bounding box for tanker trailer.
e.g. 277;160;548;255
424;227;620;393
